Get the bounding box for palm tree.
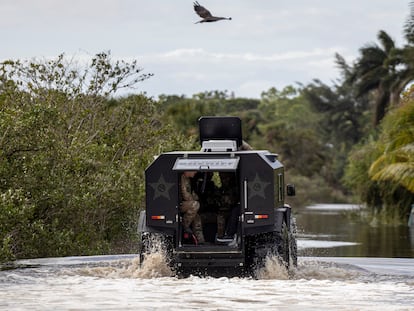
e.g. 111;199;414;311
404;1;414;44
349;30;400;125
395;1;414;100
369;144;414;193
347;2;414;126
369;93;414;193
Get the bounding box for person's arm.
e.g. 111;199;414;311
181;174;195;201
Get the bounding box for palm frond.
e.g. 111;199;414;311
377;30;396;53
404;1;414;43
369;142;414;193
371;162;414;193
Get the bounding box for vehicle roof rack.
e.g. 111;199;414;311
201;140;238;152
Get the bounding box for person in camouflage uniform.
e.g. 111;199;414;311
216;142;252;240
240;140;253;151
180;171;205;244
216;172;239;239
194;172;220;214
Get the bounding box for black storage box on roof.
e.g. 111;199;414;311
199;116;243;148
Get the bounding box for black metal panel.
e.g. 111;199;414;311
175;247;244;268
199;116;242;148
144;150;285;238
145;153;182;233
239;151;283;235
274;208;286;232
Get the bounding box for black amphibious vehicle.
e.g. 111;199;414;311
138;116;297;276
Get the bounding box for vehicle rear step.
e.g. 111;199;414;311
174;245;244;268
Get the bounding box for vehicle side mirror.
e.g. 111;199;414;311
286;184;296;196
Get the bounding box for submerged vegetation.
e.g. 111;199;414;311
1;3;414;262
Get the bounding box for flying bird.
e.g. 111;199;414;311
193;2;232;23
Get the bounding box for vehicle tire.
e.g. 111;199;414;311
289;217;298;267
278;216;298;269
138;232;152;265
244;232;280;276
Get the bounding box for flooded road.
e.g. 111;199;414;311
1;254;413;310
1;204;413;310
296;204;414;257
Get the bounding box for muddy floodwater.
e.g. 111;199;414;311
1;204;414;310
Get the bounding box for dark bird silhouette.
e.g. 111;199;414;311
193;2;232;23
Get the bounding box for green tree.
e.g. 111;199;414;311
302;76;372;186
349;30;402;125
341;2;414;223
303;78;371;147
340;1;414;126
344;88;414;223
159;91;260;143
259;86;326;177
369;89;414;194
0;52;184;262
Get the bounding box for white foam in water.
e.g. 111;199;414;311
298;239;359;249
306;203;362;211
75;254;173;279
1;256;414;310
293;259;366;281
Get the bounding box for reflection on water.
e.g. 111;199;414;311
295;204;414;258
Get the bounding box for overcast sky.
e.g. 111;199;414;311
1;0;410;98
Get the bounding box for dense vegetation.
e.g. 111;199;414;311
1;4;414;262
0;53;190;262
344;88;414;224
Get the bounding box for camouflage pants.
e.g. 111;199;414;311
181;200;205;243
217;208;230;238
216;213;226;237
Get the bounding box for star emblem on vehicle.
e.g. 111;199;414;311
149;174;175;200
248;173;270;199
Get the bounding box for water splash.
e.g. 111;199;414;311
136;253;173;278
293;260;365;281
252;254;371;281
75;253;173;279
75;234;174;279
255;255;289;280
74;254;370;282
2;257;413;311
